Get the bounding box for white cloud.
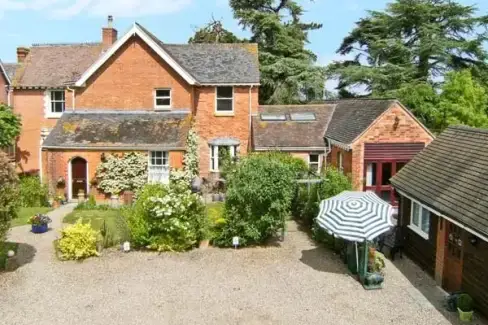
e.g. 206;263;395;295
0;0;192;19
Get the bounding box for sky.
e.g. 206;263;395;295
1;0;487;67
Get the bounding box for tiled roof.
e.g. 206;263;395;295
325;99;396;144
43;110;191;150
252;105;334;149
3;62;18;82
391;126;488;237
14;43;104;87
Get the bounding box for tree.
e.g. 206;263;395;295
437;70;488;130
229;0;326;104
189;19;244;44
329;0;488;95
0;104;21;147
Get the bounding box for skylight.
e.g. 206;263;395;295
290;112;316;121
261;113;287;121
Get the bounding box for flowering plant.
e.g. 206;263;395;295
29;214;52;226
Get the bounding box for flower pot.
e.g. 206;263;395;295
458;308;474;322
31;224;48;234
199;239;210;249
52;201;60;209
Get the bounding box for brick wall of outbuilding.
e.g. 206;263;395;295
329;146;353;176
351;103;434;190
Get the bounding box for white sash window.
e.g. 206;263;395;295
148;151;169;184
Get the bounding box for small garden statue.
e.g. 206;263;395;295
29;214;52;234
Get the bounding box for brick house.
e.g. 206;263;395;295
254;100;434;210
0;59;16;105
7;18;259;199
391;126;488;314
6;17;432;203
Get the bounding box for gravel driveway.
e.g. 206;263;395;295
0;213;485;325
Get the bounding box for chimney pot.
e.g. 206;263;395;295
108;15;113;28
17;47;30;63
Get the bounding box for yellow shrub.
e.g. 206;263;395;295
58;219;100;260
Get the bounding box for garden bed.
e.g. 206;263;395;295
0;242;18;270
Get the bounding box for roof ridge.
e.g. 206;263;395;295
32;42;102;47
324;98;397;102
448;125;488;134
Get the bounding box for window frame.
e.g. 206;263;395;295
148;151;169;184
48;90;65;118
308;153;321;173
408;201;431;240
337;151;343;172
215;86;234;114
154;88;172;110
209;145;237;172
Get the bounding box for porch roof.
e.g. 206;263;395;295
391;125;488;238
42;110;191;150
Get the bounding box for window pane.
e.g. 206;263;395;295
380;190;391;203
381;162;392;185
309;154;319;163
217;86;233;98
412;202;420;226
421;209;430;233
156;98;170;106
52;91;64;101
217;99;233;111
310;163;319;173
156;89;170;97
366;163;377;186
52;101;65;113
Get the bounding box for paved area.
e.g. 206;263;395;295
0;217;486;325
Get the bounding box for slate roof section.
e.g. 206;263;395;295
325;99;395;144
1;62;17;83
253;105;334;149
43;110;191;150
391;126;488;237
14;43;104;87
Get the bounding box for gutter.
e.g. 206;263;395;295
41;145;187;151
326;138;352;151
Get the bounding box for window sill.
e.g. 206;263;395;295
45;113;63;119
408;224;429;240
154;107;171;111
214;112;235;117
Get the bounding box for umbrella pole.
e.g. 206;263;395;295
355;242;359;274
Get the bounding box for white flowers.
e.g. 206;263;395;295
183;127;199;180
149;187;196;218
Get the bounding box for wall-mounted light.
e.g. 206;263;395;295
469;235;479;247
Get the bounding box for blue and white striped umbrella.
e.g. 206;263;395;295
316;191;394;242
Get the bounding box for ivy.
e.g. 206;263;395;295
183;127;199;180
96;152;148;195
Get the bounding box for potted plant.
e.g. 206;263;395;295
56;176;66;188
29;214;52;234
457;294;474;322
51;196;60;208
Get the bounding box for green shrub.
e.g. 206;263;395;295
321;167;353;199
258;152;308;178
0;152;19;241
214;153;296;247
457;294;474;312
125;183;205;251
75;195;111;211
19;176;48;207
58;220;99;260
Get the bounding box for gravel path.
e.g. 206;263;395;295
0;217;486;325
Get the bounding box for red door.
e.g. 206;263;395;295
443;221;464;292
71;157;87;199
364;161;406;205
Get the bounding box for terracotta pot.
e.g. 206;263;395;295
52;201;60;208
199;239;210;249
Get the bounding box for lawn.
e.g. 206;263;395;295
11;207;53;227
63;209;129;248
0;242;18;270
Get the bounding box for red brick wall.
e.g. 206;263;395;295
329;146;352;175
194;86;258;177
0;73;7;104
76;36;192;110
351;103;434;190
42;149;184;200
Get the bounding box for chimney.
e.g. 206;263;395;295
102;15;118;48
17;47;30;63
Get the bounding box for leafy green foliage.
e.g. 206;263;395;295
0;152;19;241
183;127;199;180
457;294;474;312
228;0;325;104
0;104;21;147
58;220;99;260
74;195;112;211
125;183;205;251
189;19;244;44
214;153;296;246
205;202;226;241
18;175;48;208
96;152;147;195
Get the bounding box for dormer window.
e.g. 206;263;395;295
154;89;171;110
215;86;233;113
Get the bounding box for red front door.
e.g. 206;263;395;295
71;157;87;199
364;161;406;205
443;221;464;292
